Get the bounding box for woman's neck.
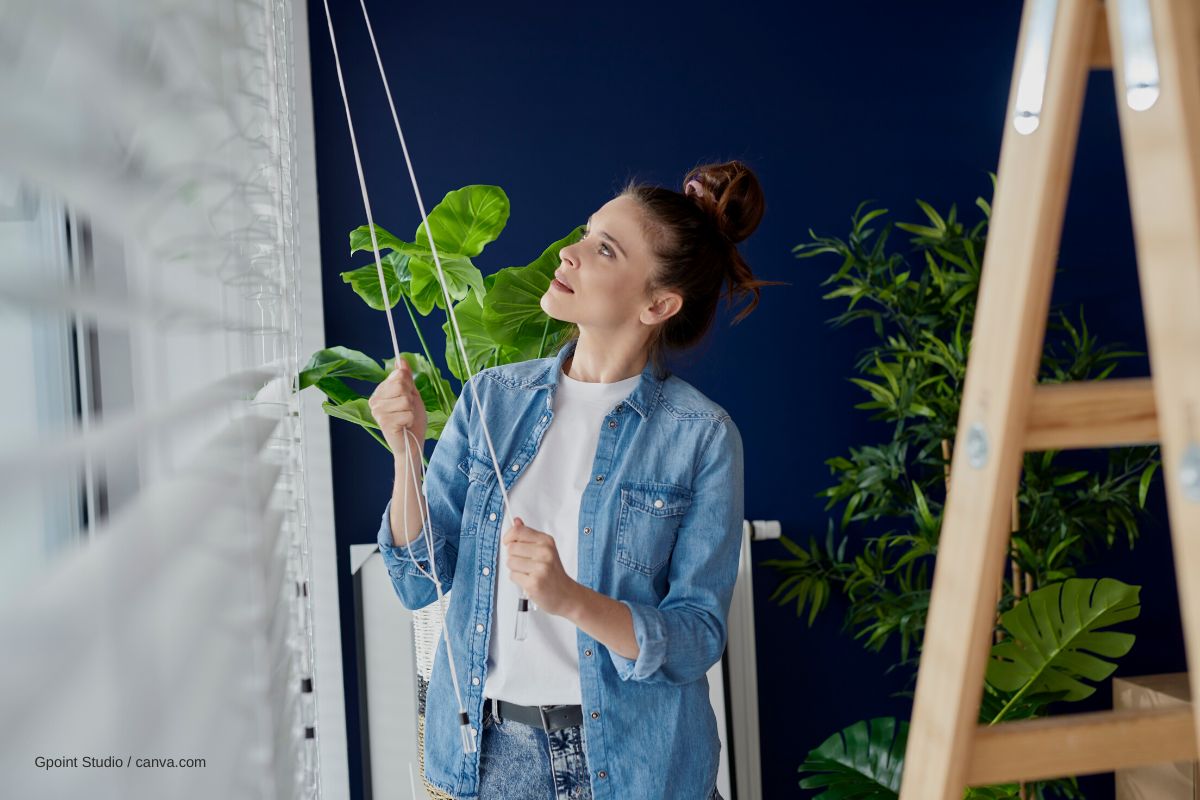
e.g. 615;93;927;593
565;330;648;384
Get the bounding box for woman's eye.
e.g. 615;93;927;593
579;228;613;258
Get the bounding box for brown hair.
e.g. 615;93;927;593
554;159;786;378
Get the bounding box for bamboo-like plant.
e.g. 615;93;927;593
296;185;582;453
769;178;1160;799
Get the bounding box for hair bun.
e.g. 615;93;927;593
682;160;765;245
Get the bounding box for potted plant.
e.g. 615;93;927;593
297;184;583;450
766;179;1161;799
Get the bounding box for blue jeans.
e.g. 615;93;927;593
477;702;726;800
478;703;593;800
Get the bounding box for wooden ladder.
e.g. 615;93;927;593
899;0;1200;796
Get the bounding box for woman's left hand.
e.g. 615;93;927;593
502;517;580;618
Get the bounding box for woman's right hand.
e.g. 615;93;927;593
369;359;428;454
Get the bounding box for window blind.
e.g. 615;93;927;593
0;1;336;798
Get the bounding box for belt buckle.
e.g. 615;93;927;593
537;704;553;732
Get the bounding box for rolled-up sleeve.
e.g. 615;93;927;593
376;374;477;610
607;415;745;685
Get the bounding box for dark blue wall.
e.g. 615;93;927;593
306;2;1184;797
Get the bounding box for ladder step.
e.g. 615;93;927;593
966;706;1197;785
1024;377;1158;451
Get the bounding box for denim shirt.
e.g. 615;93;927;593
377;337;745;800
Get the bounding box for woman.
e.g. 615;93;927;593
371;160;780;800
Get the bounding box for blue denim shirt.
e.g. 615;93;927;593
377;337;745;800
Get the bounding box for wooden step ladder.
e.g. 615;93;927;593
899;0;1200;796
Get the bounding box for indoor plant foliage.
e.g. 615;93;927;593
297;185;582;453
770;181;1160;799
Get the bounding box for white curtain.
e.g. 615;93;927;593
0;1;326;798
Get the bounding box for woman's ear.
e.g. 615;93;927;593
642;290;683;325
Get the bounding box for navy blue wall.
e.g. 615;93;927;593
306;2;1184;797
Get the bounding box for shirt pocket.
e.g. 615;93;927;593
457;448;498;537
615;480;693;576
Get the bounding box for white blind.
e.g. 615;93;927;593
0;1;327;798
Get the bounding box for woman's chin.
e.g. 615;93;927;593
539;293;572;323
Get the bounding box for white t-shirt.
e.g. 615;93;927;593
483;363;641;706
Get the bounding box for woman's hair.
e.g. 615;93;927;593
555;159;785;378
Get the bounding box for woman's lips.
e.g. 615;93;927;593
551;278;575;294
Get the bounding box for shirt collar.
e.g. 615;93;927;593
526;337;665;420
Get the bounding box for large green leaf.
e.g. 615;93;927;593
798;717;907;799
321;398;390;450
407;250;485;316
313;377;361;405
482;226;581;347
441;288;526;381
348;223;408;256
413;184;509;258
986;578;1140;714
299;346;389;389
339;252;412;311
348;225;482;315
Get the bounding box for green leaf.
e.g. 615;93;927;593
986;578;1140;716
414;185;510;258
313;377;361;405
322;397;379;429
441;288;528;381
1138;462;1159;507
321;398;390;451
339;252;412;311
798;717;907;798
481;226;581;348
349;223;408;256
406;250;485;315
299;346;389;389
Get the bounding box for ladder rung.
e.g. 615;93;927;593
1024;377;1158;451
966;706;1198;785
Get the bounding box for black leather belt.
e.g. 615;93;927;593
488;697;583;733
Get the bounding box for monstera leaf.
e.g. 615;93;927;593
798;717;907;799
985;578;1140;721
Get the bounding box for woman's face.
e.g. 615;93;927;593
540;194;681;335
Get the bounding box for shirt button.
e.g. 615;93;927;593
472;677;480;686
476;623;484;633
541;415;547;423
654;498;664;508
471;727;477;737
584;649;593;657
583;527;591;535
482;567;491;576
590;711;600;720
511;463;520;471
608;420;617;429
594;474;604;483
616;404;623;412
598;770;607;779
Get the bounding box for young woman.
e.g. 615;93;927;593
371;160;779;800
